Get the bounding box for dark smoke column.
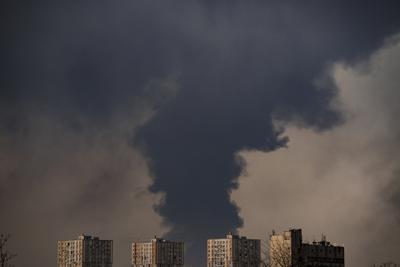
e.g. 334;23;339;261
135;96;288;266
133;2;400;266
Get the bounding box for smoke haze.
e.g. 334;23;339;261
1;1;400;266
233;37;400;266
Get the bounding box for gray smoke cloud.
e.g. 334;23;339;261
232;36;400;266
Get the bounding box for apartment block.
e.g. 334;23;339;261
269;229;344;267
57;234;113;267
207;233;261;267
131;237;184;267
302;238;344;267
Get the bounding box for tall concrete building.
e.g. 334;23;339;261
269;229;344;267
207;233;261;267
57;234;113;267
131;237;184;267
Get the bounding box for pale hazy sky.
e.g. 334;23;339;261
233;37;400;266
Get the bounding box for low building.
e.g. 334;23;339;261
269;229;344;267
131;237;184;267
207;233;261;267
302;238;344;267
57;234;113;267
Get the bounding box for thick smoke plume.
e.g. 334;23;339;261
134;2;400;265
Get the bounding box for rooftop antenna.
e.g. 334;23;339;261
321;233;326;242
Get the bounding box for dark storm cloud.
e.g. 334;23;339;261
1;1;400;266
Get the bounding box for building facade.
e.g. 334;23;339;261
302;238;344;267
269;229;302;267
57;234;113;267
269;229;344;267
207;233;261;267
131;237;184;267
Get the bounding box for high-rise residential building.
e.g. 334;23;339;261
131;236;184;267
269;229;344;267
57;234;113;267
207;233;261;267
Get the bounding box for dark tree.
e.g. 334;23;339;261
0;234;16;267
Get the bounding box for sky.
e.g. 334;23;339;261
1;1;400;267
233;37;400;266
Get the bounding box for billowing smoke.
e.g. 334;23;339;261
134;2;400;265
1;1;400;266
